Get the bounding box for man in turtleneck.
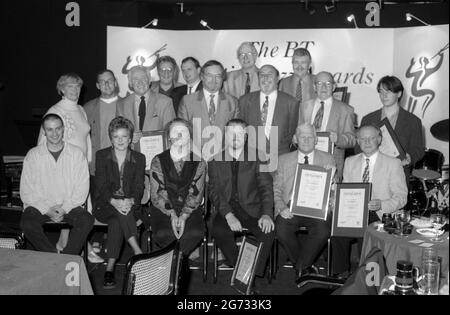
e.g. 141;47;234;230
84;69;121;175
224;42;260;99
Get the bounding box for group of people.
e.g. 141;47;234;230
18;41;425;290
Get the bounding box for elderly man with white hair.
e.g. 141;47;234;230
224;41;260;99
116;65;176;144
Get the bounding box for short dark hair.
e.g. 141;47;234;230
42;113;64;128
166;118;193;141
108;116;135;141
293;48;312;60
357;124;382;138
258;64;280;79
201;60;226;79
156;55;180;83
377;76;404;100
96;69;116;82
225;118;248;129
181;57;201;69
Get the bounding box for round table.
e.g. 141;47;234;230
361;223;449;277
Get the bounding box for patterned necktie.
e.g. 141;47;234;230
362;158;370;183
245;72;251;95
313;101;325;130
208;94;216;125
138;95;146;131
296;79;303;102
261;96;269;125
304;155;309;165
188;86;192;95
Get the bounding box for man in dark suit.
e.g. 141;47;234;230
209;119;275;277
239;64;299;156
356;76;424;181
299;71;356;181
274;123;336;279
0;148;5;196
171;57;203;114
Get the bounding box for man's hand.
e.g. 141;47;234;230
279;208;294;219
111;199;128;215
401;153;412;166
225;213;242;232
170;212;182;239
368;199;382;211
258;215;275;234
176;214;189;239
48;205;64;223
329;131;338;144
133;131;143;144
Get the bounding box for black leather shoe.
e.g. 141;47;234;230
297;265;319;278
103;271;116;289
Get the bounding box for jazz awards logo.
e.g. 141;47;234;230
405;43;448;117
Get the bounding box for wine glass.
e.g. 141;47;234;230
395;210;411;236
430;213;445;242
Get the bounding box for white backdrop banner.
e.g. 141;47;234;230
107;25;449;162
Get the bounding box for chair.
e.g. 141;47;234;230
123;240;182;295
0;232;25;249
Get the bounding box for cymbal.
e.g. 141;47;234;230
430;119;449;142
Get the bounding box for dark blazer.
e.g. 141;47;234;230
357;107;425;176
239;91;299;156
94;147;146;208
0;149;5;192
172;82;203;115
208;148;274;219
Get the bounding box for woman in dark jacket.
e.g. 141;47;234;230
94;116;145;289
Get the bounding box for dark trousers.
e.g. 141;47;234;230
20;206;94;255
276;215;331;271
93;204;139;259
149;207;205;256
331;211;380;274
212;210;275;277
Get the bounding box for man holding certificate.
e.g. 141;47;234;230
331;125;408;276
274;123;336;279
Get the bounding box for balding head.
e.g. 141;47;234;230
357;125;382;157
314;71;336;101
128;66;151;96
237;42;258;70
295;123;317;154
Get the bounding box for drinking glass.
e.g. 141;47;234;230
395;210;411;236
419;261;440;295
430;213;445;242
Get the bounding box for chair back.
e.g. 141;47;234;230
0;232;24;249
123;241;182;295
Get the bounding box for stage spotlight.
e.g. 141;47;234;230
347;14;358;28
405;13;430;26
325;0;336;14
200;20;214;30
141;18;158;28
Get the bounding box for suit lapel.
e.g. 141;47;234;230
326;100;339;132
371;153;383;185
197;90;211;126
144;91;157;130
353;153;363;182
215;92;229;127
394;107;407;135
302;99;315;124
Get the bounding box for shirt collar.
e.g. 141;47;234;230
260;90;278;99
317;97;332;106
297;150;314;163
203;89;219;100
100;96;118;104
362;150;379;164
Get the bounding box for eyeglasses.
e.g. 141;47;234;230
98;79;115;86
131;79;149;85
315;82;333;88
259;73;276;80
203;73;223;81
239;52;254;59
159;67;174;73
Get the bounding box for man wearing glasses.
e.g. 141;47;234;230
84;69;121;174
116;65;176;144
178;60;239;159
299;71;356;181
224;42;260;99
150;56;183;102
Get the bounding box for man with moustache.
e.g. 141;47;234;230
224;42;260;99
20;114;93;254
172;57;203;114
279;48;316;103
84;69;122;174
298;71;356;181
116;65;176;145
239;64;299;156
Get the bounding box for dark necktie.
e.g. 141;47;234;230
138;96;146;131
245;72;251;95
208;94;216;125
362;158;370;183
188;86;192;95
304;155;309;165
296;79;303;102
313;101;325;130
261;96;269;125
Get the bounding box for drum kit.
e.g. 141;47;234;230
407;119;449;216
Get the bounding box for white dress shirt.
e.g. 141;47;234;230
203;89;219;114
360;151;379;182
260;90;277;138
187;80;201;94
311;97;333;131
297;150;315;164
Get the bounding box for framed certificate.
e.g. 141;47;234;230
231;236;262;295
378;118;406;160
315;132;334;154
136;130;168;170
333;86;348;103
290;164;333;221
331;183;372;238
